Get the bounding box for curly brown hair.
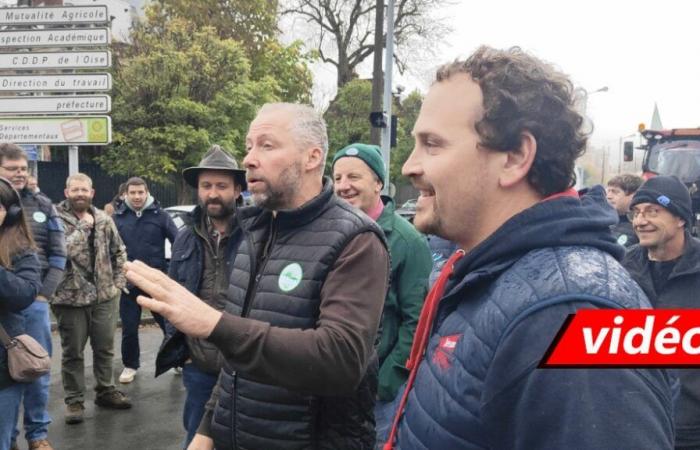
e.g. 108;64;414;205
436;46;588;197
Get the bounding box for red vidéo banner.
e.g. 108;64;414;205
540;309;700;367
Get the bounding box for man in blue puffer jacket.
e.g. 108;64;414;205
380;46;676;449
113;177;177;384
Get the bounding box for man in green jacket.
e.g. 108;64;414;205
332;143;432;401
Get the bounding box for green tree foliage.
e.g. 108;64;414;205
324;80;423;185
324;79;373;167
148;0;314;104
390;90;422;183
149;0;278;53
97;5;313;202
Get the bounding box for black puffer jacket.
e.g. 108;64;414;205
210;181;386;450
20;189;66;297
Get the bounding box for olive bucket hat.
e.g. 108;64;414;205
182;145;247;191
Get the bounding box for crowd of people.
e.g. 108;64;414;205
0;45;699;450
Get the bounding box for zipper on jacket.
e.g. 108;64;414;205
241;216;278;318
232;369;237;449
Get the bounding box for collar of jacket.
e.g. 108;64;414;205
376;195;396;235
446;184;623;297
237;177;335;231
58;200;101;225
629;232;700;279
193;206;236;238
116;196;157;216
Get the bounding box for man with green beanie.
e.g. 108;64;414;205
332;143;432;401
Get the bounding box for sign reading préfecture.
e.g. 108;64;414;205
0;6;109;25
0;51;111;70
0;95;111;114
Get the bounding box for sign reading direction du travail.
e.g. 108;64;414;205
0;74;112;92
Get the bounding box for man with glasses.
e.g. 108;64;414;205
0;144;66;450
623;175;700;449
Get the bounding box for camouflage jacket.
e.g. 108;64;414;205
51;201;127;306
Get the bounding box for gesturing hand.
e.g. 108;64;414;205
124;260;222;338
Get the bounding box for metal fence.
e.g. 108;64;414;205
36;161;180;208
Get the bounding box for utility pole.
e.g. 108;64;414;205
380;0;395;195
369;0;384;146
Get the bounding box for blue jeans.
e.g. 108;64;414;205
120;289;165;370
182;363;217;449
13;300;52;443
0;384;23;450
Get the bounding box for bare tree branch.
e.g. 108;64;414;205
282;0;452;88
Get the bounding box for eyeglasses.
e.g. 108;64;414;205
0;165;28;173
627;206;662;221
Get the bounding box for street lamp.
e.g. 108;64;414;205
579;86;609;116
578;86;609;181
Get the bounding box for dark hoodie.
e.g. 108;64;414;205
624;233;700;448
384;186;676;450
113;198;178;271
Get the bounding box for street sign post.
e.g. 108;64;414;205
0;4;115;173
0;116;112;144
0;51;111;70
0;95;111;114
0;6;109;26
0;28;110;48
0;73;112;92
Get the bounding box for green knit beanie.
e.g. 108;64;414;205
332;143;386;186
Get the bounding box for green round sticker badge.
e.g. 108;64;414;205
279;263;303;292
33;211;47;223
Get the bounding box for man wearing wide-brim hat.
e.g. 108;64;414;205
157;144;246;448
182;144;247;200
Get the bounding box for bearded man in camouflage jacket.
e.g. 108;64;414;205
51;173;132;425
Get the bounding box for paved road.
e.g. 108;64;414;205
13;327;187;450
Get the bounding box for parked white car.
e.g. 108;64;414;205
164;204;196;260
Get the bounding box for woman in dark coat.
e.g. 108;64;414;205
0;177;41;450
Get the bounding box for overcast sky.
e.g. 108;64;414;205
433;0;700;148
310;0;700;151
73;0;700;151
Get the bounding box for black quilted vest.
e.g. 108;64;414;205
210;180;385;450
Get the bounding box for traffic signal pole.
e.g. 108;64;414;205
381;0;395;195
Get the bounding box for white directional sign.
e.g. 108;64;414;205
0;28;110;48
0;6;109;26
0;116;111;144
0;51;111;70
0;74;112;92
0;95;111;114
